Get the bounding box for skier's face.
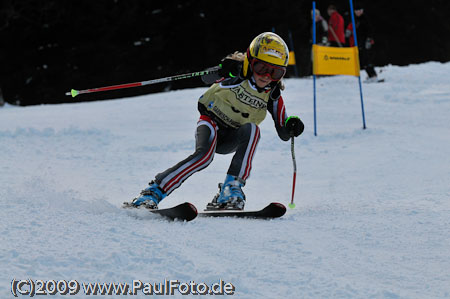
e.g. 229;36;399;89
355;9;364;17
253;73;272;88
251;59;286;86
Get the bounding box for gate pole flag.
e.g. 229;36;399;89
311;0;367;134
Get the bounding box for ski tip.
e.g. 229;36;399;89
184;202;198;214
181;202;198;221
268;202;287;217
271;202;286;208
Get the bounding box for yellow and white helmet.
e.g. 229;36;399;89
243;32;289;78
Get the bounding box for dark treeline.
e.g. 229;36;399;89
1;0;449;106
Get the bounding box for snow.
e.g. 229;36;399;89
1;62;450;298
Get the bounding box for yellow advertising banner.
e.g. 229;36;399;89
313;45;360;76
288;51;296;65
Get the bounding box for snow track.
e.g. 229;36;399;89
1;62;449;298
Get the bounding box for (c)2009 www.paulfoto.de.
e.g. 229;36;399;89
11;278;236;296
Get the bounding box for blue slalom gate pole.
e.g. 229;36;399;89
349;0;367;129
312;1;318;136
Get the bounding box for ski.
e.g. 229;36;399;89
364;78;385;83
199;202;286;219
151;202;198;221
124;202;198;222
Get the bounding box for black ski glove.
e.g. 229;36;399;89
218;58;242;78
285;116;304;137
201;66;222;85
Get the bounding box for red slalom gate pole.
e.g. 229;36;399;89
66;66;221;98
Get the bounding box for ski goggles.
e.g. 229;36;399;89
251;59;286;81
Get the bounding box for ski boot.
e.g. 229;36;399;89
364;75;379;83
123;181;166;210
206;175;246;210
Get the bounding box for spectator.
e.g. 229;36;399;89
346;5;378;81
307;9;330;75
327;4;346;47
312;9;329;46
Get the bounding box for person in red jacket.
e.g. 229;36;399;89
327;4;346;47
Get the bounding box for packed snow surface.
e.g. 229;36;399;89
1;62;449;298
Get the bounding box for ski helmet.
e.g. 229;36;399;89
243;32;289;79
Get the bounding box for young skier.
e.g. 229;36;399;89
125;32;304;210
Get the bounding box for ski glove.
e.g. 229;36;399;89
201;66;223;85
365;38;374;50
218;58;242;78
345;29;352;38
285;116;304;137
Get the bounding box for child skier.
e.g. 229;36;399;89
125;32;304;210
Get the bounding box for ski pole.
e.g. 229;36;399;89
289;137;297;209
328;26;343;47
65;66;221;98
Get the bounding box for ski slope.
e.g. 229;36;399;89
1;62;449;298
